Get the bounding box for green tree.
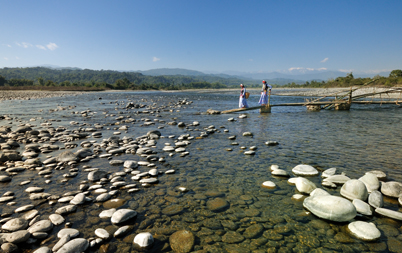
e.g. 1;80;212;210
37;77;44;86
0;75;6;86
389;69;402;78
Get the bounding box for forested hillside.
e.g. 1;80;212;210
0;67;254;89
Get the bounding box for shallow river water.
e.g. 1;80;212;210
0;90;402;252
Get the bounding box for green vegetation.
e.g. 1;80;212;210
281;71;402;88
0;67;251;90
0;67;400;91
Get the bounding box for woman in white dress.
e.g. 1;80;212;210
258;80;272;105
239;84;249;108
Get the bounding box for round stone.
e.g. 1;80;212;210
2;218;28;232
206;198;229;212
169;230;195;253
295;177;317;194
292;164;319;176
353;199;372;216
57;228;80;238
56;238;89;253
111;209;137;224
381;181;402;198
359;173;380;193
262;181;276;189
368;190;384;208
340;179;368;201
133;232;154;248
347;221;381;241
303;195;357;222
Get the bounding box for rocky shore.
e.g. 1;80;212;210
0;90;84;101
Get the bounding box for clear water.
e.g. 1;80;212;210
0;90;402;252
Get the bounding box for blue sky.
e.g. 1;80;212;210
1;0;401;74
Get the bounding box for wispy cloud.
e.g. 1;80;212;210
16;42;33;48
4;57;8;60
153;57;160;62
321;57;329;63
248;59;253;62
288;67;327;72
15;56;20;60
36;45;47;50
46;42;58;51
2;44;12;48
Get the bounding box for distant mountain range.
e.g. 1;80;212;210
137;68;391;82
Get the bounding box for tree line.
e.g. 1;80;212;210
0;67;252;90
0;67;401;90
281;70;402;88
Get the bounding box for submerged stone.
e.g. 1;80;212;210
303;195;357;222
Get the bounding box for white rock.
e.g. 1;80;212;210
381;181;402;198
95;228;110;239
368;190;383;208
295;177;317;194
287;177;297;185
340;179;368;201
323;174;350;185
56;238;88;253
111;209;137;224
272;169;289;177
359;173;380;193
262;181;276;189
310;188;330;197
133;232;154;248
49;214;65;226
57;228;80;239
347;221;380;241
99;208;117;219
322;168;336;178
375;208;402;221
366;170;387;180
303;195;357;222
292;164;319;176
270;165;279;171
70;193;86;205
352;199;372;216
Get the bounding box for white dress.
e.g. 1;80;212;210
239;87;249;108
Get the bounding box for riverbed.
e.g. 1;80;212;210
0;90;401;252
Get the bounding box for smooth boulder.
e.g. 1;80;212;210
347;221;381;241
340;179;368;201
292;164;319;176
303;195;357;222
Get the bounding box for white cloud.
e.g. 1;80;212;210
153;57;160;62
288;67;327;72
16;42;32;48
4;57;8;60
248;59;253;62
321;57;329;63
36;45;47;50
46;42;58;51
2;44;11;48
15;56;20;60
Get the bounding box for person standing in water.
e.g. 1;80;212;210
239;84;249;108
258;80;272;106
